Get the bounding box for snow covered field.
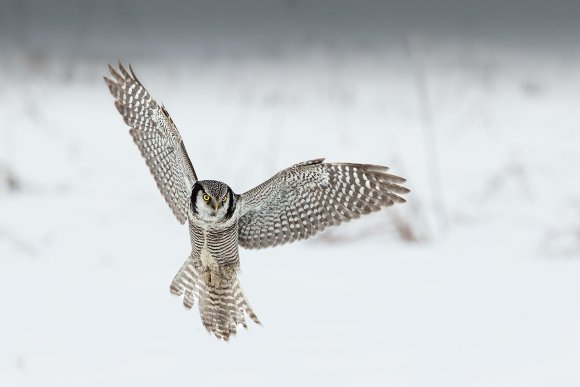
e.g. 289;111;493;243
1;41;580;386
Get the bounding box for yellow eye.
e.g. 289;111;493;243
222;196;227;202
202;194;210;202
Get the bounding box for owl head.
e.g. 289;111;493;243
191;180;235;222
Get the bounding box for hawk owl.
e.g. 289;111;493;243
104;63;409;340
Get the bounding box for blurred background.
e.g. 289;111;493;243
1;0;579;386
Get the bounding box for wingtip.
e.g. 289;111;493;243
107;63;116;78
128;62;137;78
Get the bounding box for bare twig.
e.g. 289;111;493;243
0;164;21;192
0;227;36;257
404;35;449;236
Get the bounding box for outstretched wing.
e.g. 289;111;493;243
238;158;409;249
104;62;197;224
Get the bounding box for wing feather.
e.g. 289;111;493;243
238;159;409;249
104;62;197;224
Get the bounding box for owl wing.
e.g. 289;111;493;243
104;62;197;224
238;158;409;249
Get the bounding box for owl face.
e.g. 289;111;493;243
191;180;234;222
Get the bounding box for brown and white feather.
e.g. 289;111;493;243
170;222;259;340
104;62;197;224
238;159;409;249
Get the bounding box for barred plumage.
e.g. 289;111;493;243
105;63;409;341
170;253;259;341
238;159;409;249
104;62;196;224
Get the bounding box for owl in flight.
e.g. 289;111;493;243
104;63;409;340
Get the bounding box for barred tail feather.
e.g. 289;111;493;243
170;257;260;340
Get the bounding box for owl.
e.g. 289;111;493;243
104;63;409;340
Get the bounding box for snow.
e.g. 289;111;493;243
1;42;580;386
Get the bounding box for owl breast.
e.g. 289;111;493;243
188;216;241;278
200;239;218;269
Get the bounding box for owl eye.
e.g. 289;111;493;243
222;196;227;202
202;194;210;202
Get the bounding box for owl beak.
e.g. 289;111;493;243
213;202;220;211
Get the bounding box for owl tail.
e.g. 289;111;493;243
170;256;260;340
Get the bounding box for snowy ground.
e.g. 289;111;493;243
1;42;580;386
